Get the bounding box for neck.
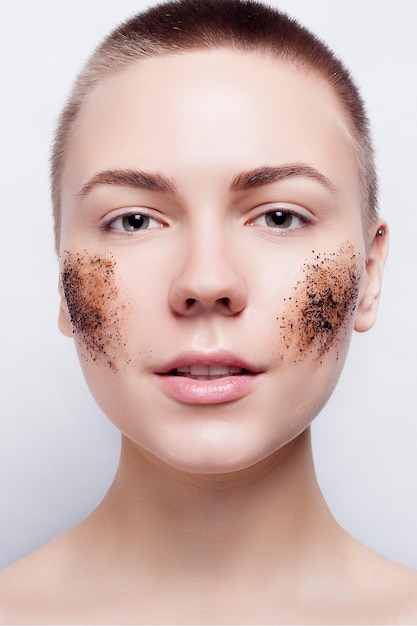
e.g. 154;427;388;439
83;428;340;580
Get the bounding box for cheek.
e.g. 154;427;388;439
61;251;130;371
278;242;361;362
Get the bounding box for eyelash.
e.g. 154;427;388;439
249;208;307;232
103;211;165;234
245;199;313;238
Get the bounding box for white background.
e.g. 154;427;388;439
0;0;416;570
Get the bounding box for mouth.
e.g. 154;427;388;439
167;365;250;381
155;352;262;404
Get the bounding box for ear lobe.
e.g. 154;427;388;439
354;222;389;333
57;275;73;338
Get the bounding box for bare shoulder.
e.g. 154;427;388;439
0;555;39;623
378;557;417;624
345;537;417;624
381;560;417;623
0;533;77;625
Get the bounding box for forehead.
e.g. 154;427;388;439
63;49;359;204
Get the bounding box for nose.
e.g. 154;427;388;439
168;231;248;317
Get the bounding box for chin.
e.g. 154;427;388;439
158;451;257;475
136;418;303;476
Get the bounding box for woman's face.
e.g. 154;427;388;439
58;49;381;473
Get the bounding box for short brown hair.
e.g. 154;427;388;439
51;0;377;249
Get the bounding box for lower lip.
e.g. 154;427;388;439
156;374;259;405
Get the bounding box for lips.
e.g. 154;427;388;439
155;352;262;404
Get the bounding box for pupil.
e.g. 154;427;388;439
268;211;292;228
123;214;148;230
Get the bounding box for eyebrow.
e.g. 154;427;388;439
78;163;336;198
229;164;337;193
78;169;176;196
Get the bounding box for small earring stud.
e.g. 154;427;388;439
377;228;384;237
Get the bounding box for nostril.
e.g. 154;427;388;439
220;297;230;306
185;298;196;308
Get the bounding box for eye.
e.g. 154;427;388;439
106;212;163;233
252;208;306;231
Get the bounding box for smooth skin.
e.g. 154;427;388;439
1;49;416;624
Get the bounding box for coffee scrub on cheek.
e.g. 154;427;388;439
279;242;361;363
60;251;129;371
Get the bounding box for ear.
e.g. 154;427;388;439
58;275;73;338
354;222;389;333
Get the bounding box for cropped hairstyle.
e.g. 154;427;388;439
51;0;378;249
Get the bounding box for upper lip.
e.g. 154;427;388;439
155;350;264;375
